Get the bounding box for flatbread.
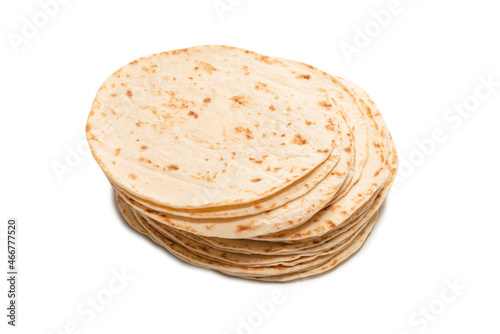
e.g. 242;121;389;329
87;45;340;209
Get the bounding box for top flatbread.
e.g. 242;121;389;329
87;45;339;209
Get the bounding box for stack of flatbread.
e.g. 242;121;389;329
86;45;397;281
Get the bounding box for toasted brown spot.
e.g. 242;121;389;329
195;61;217;74
255;55;275;64
292;134;307;145
318;100;332;109
135;122;141;127
167;165;179;171
141;66;157;73
234;126;253;139
140;145;148;151
374;167;384;177
170;48;190;55
188;111;199;119
126;90;132;97
251;178;262;183
203;97;212;103
344;146;352;153
254;81;275;95
138;157;152;164
326;220;336;228
296;74;311;80
86;124;92;132
128;173;137;180
205;224;215;230
291;230;312;239
114;148;121;156
89;134;101;144
313;226;326;233
305;120;313;125
241;65;250;75
325;118;335;131
230;95;250;107
236;223;255;232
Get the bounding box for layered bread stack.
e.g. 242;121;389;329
86;45;397;281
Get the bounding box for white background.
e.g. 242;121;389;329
1;0;500;333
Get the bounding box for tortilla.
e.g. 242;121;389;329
87;45;339;209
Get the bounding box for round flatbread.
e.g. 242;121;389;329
87;45;339;209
